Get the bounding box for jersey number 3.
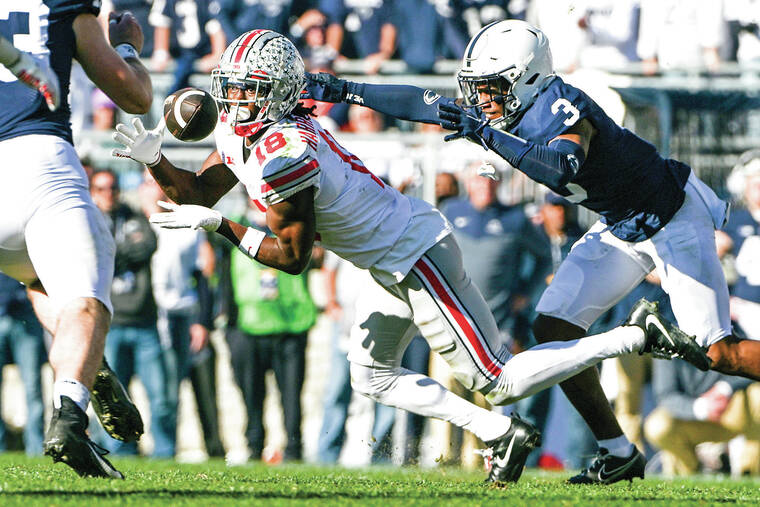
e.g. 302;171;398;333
551;98;580;127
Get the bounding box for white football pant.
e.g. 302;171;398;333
0;134;114;314
536;171;732;347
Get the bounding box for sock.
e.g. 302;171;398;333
53;378;90;412
598;435;634;457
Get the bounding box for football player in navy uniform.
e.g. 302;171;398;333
0;2;152;478
303;19;760;484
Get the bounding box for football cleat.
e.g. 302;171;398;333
484;413;542;484
43;396;124;479
626;298;712;371
568;447;645;485
91;358;144;442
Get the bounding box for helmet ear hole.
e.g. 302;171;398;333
525;73;539;85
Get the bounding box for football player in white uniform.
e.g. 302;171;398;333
112;29;708;483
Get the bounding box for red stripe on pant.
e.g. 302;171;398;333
414;256;502;378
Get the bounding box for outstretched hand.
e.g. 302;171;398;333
111;117;165;166
438;102;489;148
149;200;222;232
301;72;347;103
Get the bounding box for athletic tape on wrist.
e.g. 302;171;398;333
238;227;266;259
115;43;139;60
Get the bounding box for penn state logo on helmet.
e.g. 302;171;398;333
210;30;305;136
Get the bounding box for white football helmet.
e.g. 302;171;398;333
458;20;554;128
211;29;305;134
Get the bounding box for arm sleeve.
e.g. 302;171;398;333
345;81;454;124
480;127;586;190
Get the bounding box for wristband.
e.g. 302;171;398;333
238;227;266;259
115;43;139;61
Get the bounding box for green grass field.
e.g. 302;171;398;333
2;453;759;506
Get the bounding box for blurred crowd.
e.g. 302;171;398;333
71;0;760;138
4;0;760;478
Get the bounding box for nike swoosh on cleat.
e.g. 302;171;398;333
86;441;122;478
646;314;675;348
493;434;517;470
597;458;638;482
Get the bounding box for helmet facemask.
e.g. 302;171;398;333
458;66;526;129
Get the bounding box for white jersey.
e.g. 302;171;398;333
214;112;451;286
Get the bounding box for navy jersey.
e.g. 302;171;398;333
510;76;690;241
724;208;760;303
0;0;100;144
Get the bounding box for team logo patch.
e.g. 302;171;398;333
423;90;440;105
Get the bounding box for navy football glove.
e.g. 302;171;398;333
438;102;489;148
302;72;347;103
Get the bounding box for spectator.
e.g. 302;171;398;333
90;169;174;457
391;0;455;74
576;0;641;69
150;0;227;92
439;166;553;467
637;0;726;74
435;171;460;207
320;0;397;74
645;358;760;476
224;203;318;462
91;88;118;131
0;274;45;456
724;150;760;341
139;172;225;459
724;0;760;64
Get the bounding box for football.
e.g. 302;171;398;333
163;87;218;142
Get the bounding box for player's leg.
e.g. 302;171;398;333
16;136;124;477
346;278;532;482
645;176;760;379
532;222;653;482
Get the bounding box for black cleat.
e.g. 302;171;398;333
484;413;542;484
626;298;712;371
91;358;144;442
43;396;124;479
568;447;645;484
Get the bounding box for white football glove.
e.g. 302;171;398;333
149;200;222;232
112;117;165;166
7;51;61;112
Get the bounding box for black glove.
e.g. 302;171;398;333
438;102;489;149
301;72;347;103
